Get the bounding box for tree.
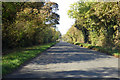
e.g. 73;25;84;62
2;2;60;50
66;1;120;48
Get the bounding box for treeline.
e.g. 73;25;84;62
63;1;120;50
2;2;61;51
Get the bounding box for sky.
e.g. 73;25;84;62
50;0;79;35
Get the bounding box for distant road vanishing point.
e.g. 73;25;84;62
5;41;119;78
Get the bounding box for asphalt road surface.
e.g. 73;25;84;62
5;41;119;78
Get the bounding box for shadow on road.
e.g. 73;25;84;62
4;42;118;78
8;67;118;78
29;42;113;65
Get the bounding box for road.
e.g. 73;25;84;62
5;41;119;78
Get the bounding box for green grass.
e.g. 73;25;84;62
74;42;120;57
2;42;57;76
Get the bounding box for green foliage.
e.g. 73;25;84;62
65;1;120;49
74;42;120;57
62;25;84;43
2;42;56;75
63;1;120;56
2;2;61;51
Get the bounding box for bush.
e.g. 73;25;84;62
74;42;120;57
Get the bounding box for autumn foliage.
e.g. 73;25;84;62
2;2;61;51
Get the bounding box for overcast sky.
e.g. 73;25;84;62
50;0;79;35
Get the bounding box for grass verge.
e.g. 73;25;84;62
74;42;120;58
2;42;57;76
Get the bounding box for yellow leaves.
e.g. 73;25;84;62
33;8;38;14
40;9;48;15
23;8;32;14
84;15;88;18
101;19;105;22
113;25;118;30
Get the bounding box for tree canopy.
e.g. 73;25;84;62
2;2;61;50
65;1;120;49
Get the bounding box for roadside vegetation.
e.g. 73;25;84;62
63;1;120;57
2;42;56;76
2;2;61;52
74;42;119;58
2;2;61;76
